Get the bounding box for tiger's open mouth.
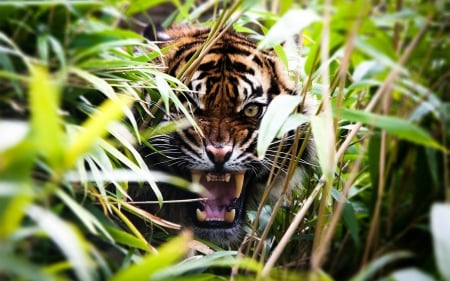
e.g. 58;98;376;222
191;171;245;227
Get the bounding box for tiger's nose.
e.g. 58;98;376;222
205;144;232;167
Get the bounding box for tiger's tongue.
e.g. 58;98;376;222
191;172;244;223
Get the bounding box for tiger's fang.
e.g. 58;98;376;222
234;173;244;198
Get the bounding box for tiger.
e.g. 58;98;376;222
132;25;316;247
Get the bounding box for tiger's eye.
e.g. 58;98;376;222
243;104;262;118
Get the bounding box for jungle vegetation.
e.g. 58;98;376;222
0;0;449;280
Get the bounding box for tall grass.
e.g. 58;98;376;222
0;1;448;281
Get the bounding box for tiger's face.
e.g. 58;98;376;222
140;27;315;246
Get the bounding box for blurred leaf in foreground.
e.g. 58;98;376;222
29;65;65;173
64;94;134;169
109;231;192;281
431;204;450;281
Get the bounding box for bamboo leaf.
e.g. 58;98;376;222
151;251;261;281
69;67;116;99
0;183;32;239
71;39;145;63
56;189;113;241
311;114;336;177
64;94;134;169
355;37;404;74
277;113;310;138
257;95;302;158
125;0;168;16
258;9;320;49
339;108;445;151
96;138;163;202
29;65;64;170
350;251;413;281
104;225;149;250
27;204;93;281
331;189;360;247
109;232;192;281
154;74;198;129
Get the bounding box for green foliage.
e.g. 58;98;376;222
257;95;305;158
0;0;448;281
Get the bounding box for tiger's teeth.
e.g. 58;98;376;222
234;173;244;198
205;173;231;182
196;208;207;222
224;209;236;223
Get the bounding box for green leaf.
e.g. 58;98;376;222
0;250;54;281
105;226;149;251
154;74;198;130
156;274;219;281
69;67;116;99
109;232;192;281
56;189;113;241
311;114;336;178
71;39;145;63
64;94;134;169
279;0;294;14
125;0;169;16
257;95;302;158
273;44;288;68
277;113;310;138
339;108;445;151
350;251;413;281
142;119;191;140
0;139;36;181
331;189;360;248
63;168;192;191
47;35;66;68
97;137;163;202
389;268;436;281
342;201;361;247
258;9;320;49
70;30;142;49
368;132;381;189
29;65;64;171
151;251;261;281
0;51;25;96
355;37;406;75
431;203;450;281
27;204;93;281
0;183;32;239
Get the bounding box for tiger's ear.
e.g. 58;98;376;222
143;23;172;42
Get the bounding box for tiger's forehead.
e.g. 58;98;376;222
187;55;271;112
161;27;294;114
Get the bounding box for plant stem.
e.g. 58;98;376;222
262;179;325;277
310;0;335;271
